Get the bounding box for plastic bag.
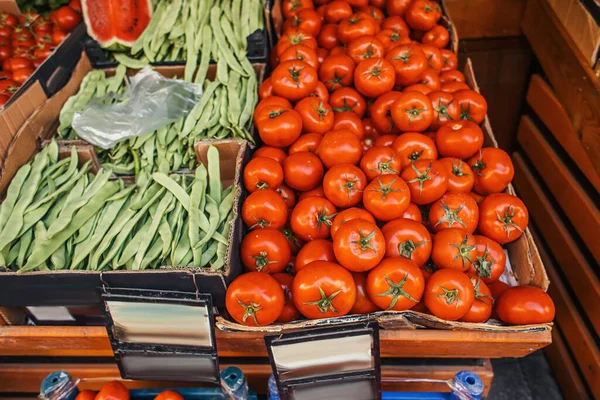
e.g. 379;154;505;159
72;67;202;150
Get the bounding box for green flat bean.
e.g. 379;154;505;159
0;164;31;233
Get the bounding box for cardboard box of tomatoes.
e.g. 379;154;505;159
217;0;553;333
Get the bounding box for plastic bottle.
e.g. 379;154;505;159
267;374;280;400
220;366;250;400
449;371;484;400
39;371;80;400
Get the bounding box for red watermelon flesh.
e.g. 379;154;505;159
82;0;152;48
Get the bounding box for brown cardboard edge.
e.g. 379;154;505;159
440;0;459;54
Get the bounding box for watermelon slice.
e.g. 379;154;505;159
82;0;152;49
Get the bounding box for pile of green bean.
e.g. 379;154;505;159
58;58;256;174
0;141;235;272
112;0;264;77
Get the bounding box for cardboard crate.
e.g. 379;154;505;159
216;58;551;334
0;53;259;309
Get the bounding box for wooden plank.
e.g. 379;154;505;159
522;0;600;178
0;326;550;359
546;328;592;400
445;0;525;39
532;230;592;400
517;116;600;264
0;361;494;395
512;154;600;399
526;75;600;193
511;151;600;336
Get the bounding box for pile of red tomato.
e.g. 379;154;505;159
75;381;182;400
0;1;81;106
226;0;555;328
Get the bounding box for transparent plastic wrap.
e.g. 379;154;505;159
72;68;203;149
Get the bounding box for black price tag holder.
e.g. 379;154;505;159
265;322;382;400
101;287;220;384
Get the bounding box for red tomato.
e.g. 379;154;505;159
436;120;484;161
255;105;302;147
11;67;33;85
375;134;396;147
242;189;289;230
385;44;427;87
95;382;129;400
290;196;338;241
254;96;292;117
360;146;402;181
402;203;422;223
323;164;367;208
8;57;32;71
316;47;328;65
420;69;441;92
429;193;479;233
283;151;324;192
363;174;411;222
319;54;355;91
403;83;431;95
329;87;366;117
468;235;506;284
438;158;474;193
282;226;304;256
18;11;39;27
460;277;493;323
381;15;410;35
331;208;376;238
74;390;97;400
440;70;465;84
0;45;11;62
154;390;184;400
51;29;68;46
478;193;529;244
386;0;412;16
298;185;325;201
496;286;555;325
279;44;319;68
0;24;13;39
318;23;340;49
381;218;432;265
346;35;385;64
241;228;291;273
333;218;385;271
400;159;448;205
258;77;273;99
0;78;17;94
325;1;353;23
226;272;285;326
354;58;396;98
69;0;82;13
278;28;318;57
283;9;323;36
253;146;287;164
338;13;379;45
333;111;365;138
367;257;424;310
360;5;385;22
441;82;469;93
423;25;450;49
454;89;488;124
271;60;318;101
288;133;322;154
424;268;474;321
295;239;336;271
376;28;410;52
428;91;459;130
273;273;302;323
488;280;510;300
33;19;53;35
0;13;17;28
283;0;314;19
369;90;402;134
440;49;457;71
468;147;514;195
351;272;380;314
391;91;433;132
243;156;283;192
294;97;334;134
277;184;297;209
391;132;437;168
432;228;477;271
468;191;485;205
405;0;441;31
317;129;363;168
421;44;443;71
292;261;356;319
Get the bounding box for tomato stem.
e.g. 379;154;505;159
327;71;347;91
434;99;455;122
251;251;277;272
332;97;356;113
451;159;470;177
474;245;493;278
370;177;401;201
351;229;378;251
403;106;427;123
250;218;270;229
376;273;418;309
288;65;304;84
459;102;475;121
435;286;460;308
312;100;330;121
371;157;398;175
433;200;467;229
496;205;524;239
398;239;429;260
472;277;494;305
406;161;433;195
450;234;477;268
236;297;263;325
303;286;342;313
